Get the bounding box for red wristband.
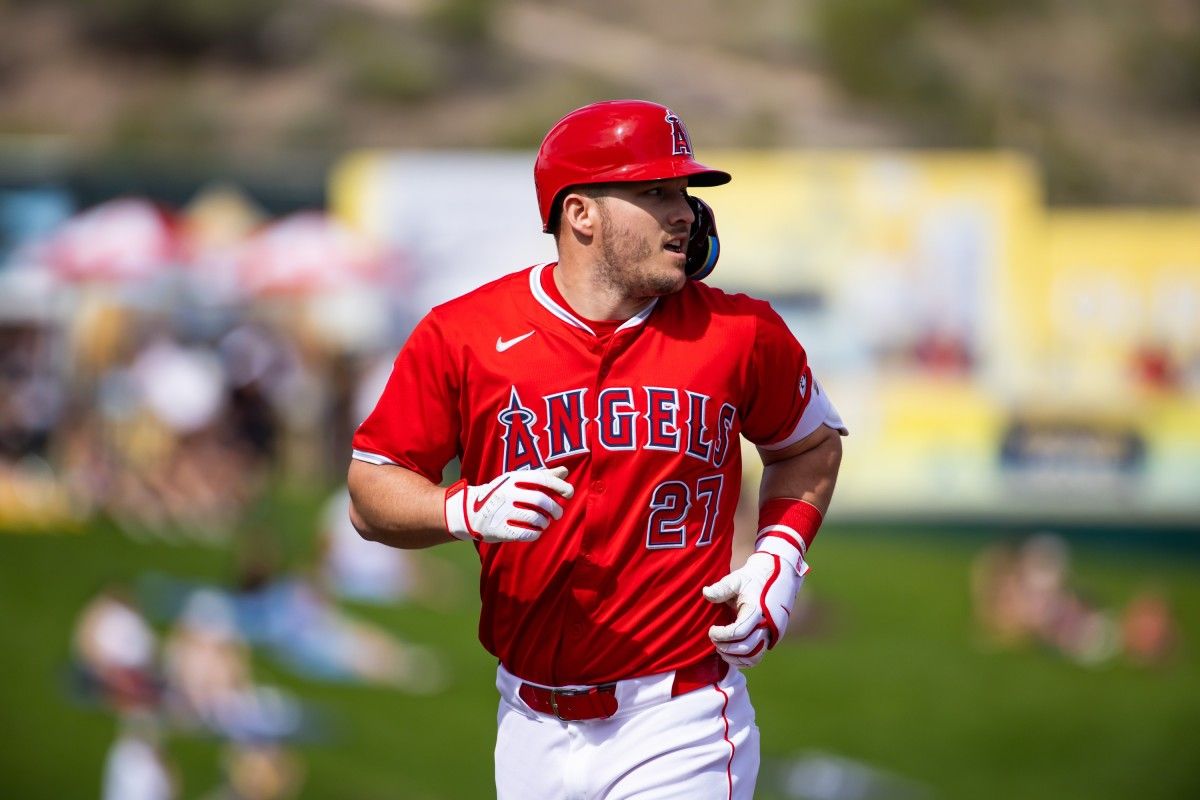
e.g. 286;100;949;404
756;497;823;559
443;479;469;541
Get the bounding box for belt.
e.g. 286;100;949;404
516;654;729;722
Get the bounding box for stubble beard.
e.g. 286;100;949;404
596;204;686;300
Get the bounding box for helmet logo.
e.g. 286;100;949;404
664;110;693;156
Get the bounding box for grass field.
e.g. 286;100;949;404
1;490;1198;799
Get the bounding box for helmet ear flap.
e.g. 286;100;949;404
684;195;720;281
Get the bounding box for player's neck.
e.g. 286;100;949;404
553;258;652;322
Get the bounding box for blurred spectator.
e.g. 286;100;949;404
0;322;64;460
0;187;414;543
217;321;292;466
201;743;305;800
71;584;162;712
1121;587;1178;667
131;335;226;437
232;564;447;694
971;534;1120;666
0;454;80;531
319;486;414;603
1016;533;1071;642
1130;341;1181;391
0;316;78;528
59;320;304;542
969;539;1027;647
911;327;973;376
141;554;447;694
101;712;178;800
163;590;308;741
127;334;245;542
317;486;461;609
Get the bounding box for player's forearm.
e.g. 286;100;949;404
706;428;842;668
347;459;452;549
758;424;843;515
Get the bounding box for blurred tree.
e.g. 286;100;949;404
813;0;923;100
923;0;1045;21
71;0;304;64
1126;27;1200;110
327;15;449;105
812;0;1042;104
812;0;999;145
425;0;496;46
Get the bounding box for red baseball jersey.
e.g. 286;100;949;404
353;263;844;686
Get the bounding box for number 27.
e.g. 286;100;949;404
645;474;726;550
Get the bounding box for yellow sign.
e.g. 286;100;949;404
698;150;1042;384
1029;211;1200;406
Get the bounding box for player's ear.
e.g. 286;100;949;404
560;192;598;239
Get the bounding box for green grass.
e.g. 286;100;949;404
1;508;1198;799
753;533;1200;799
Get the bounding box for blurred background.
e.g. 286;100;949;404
1;1;1198;798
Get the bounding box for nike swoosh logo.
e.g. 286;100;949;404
473;476;510;513
496;331;535;352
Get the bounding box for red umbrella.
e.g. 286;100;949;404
41;198;178;283
233;212;384;297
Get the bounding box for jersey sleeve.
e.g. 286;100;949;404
739;301;848;449
351;311;461;483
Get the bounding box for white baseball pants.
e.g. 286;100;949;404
494;663;759;799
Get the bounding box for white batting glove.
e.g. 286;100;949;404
702;539;808;668
444;467;574;543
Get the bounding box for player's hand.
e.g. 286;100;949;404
444;467;574;543
702;549;805;668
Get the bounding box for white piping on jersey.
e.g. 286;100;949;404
351;449;397;466
529;262;658;337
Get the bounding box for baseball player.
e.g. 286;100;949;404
348;99;846;799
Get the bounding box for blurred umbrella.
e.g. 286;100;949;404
178;184;269;305
40;198;178;283
180;183;266;259
232;212;384;297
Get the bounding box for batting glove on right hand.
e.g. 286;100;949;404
702;540;808;668
444;467;574;543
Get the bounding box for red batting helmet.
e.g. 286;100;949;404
534;100;731;232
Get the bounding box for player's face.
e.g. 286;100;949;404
593;178;694;299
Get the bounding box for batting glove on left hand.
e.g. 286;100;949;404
702;540;807;668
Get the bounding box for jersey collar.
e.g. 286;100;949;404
529;262;658;337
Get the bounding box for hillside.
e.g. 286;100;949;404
2;0;1199;204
